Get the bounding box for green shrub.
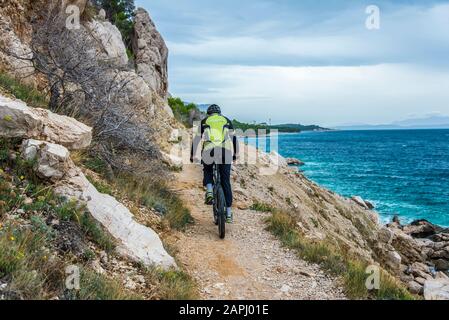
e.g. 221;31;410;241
250;202;276;213
86;175;113;195
0;224;65;299
67;268;141;300
80;212;116;252
81;155;109;175
168;97;199;127
114;174;193;230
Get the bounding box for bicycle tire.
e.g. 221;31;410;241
216;185;226;239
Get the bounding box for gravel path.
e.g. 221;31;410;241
172;164;346;300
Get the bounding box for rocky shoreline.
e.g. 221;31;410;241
348;194;449;299
278;155;449;299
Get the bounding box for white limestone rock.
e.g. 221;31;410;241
55;169;176;269
88;19;129;66
0;95;92;150
424;279;449;300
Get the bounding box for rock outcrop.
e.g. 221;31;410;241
351;196;375;210
0;94;176;269
54;168;176;269
133;8;169;99
0;95;92;150
375;218;449;297
424;279;449;300
285;157;305;166
0;0;36;86
88;19;129;66
22;139;72;180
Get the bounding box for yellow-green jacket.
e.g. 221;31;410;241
191;114;238;164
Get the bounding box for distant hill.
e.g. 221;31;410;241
232;120;330;133
274;123;331;132
335;115;449;130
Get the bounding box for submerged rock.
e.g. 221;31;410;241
285;158;305;166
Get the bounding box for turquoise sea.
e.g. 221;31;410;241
253;129;449;226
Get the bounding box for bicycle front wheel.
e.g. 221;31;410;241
216;186;226;239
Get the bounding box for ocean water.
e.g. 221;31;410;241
252;129;449;226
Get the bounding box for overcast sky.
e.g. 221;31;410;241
135;0;449;126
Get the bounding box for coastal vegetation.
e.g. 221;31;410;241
168;97;200;128
0;74;196;299
265;208;415;300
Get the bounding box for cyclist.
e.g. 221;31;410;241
190;104;239;223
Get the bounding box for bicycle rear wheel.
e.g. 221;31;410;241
215;185;226;239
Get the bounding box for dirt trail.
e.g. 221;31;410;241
172;164;346;300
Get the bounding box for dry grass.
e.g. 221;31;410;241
76;152;193;230
266;210;415;300
0;138;132;300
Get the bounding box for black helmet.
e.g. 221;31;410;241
207;104;221;115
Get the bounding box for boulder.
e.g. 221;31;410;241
364;200;375;210
132;8;169;99
424;279;449;300
285;158;305;166
406;262;432;280
434;259;449;271
0;95;92;150
403;220;443;238
21;139;72;180
407;281;423;295
161;151;183;171
431;250;449;260
168;129;180;143
54;170;176;269
436;272;449;280
88;19;129;66
384;250;402;272
112;71;153;112
391;231;426;265
430;233;449;243
351;196;372;210
392;215;401;224
377;227;394;244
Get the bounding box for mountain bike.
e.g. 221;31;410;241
212;162;226;239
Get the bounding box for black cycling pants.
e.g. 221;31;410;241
203;164;233;208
